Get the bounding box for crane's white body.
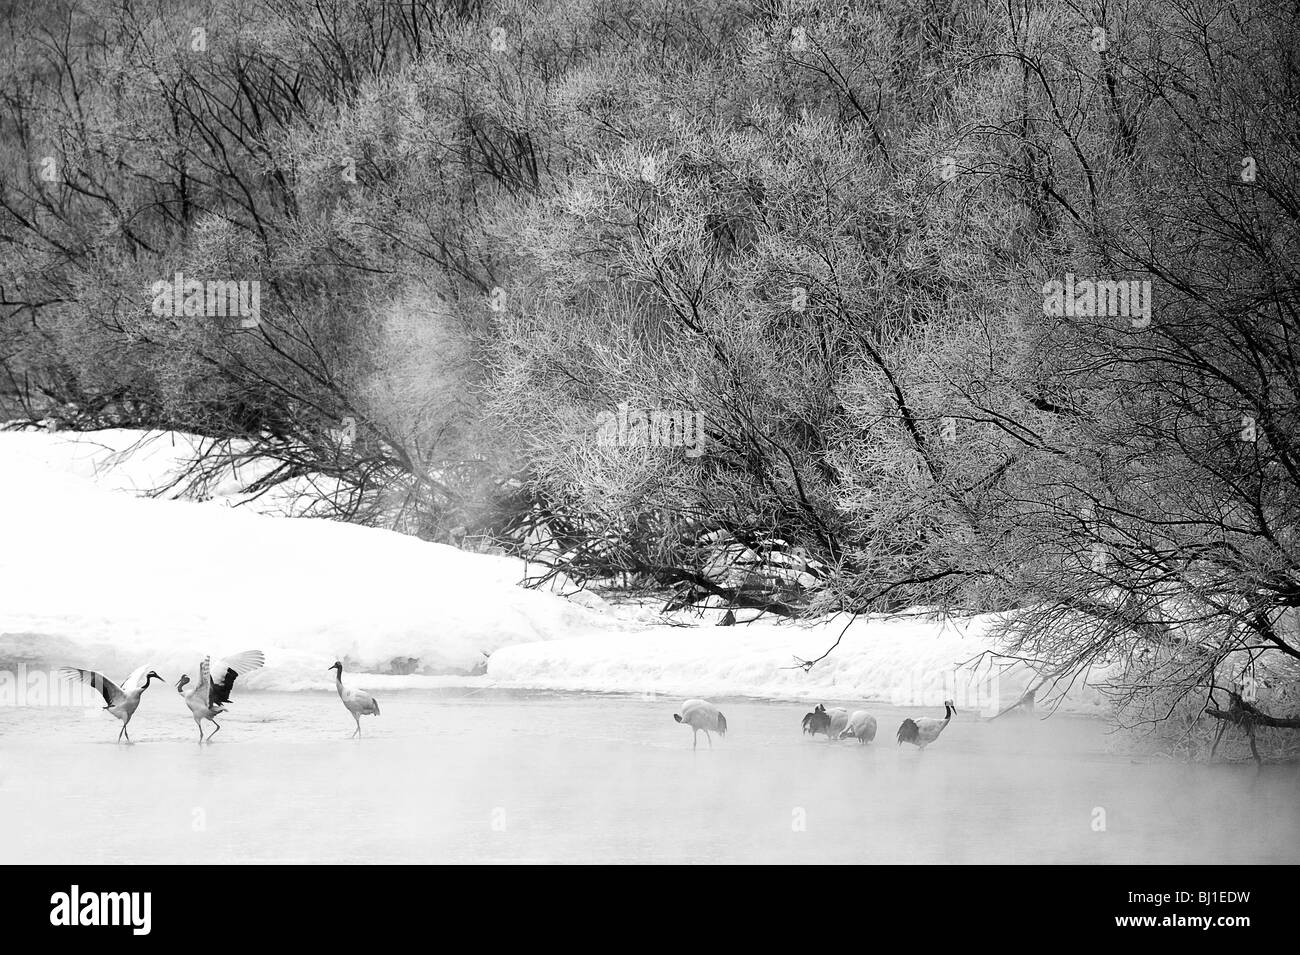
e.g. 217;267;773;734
673;699;727;750
826;706;850;740
839;710;878;743
177;650;265;742
60;664;163;742
330;662;380;737
897;701;955;749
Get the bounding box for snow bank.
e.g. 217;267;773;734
0;428;346;515
487;613;1109;714
0;430;612;688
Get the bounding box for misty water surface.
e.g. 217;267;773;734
1;688;1295;863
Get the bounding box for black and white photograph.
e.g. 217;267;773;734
0;0;1295;907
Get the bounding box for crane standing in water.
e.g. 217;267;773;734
176;650;266;742
330;661;381;738
897;700;956;750
802;703;831;737
673;699;727;750
59;665;165;742
839;710;878;744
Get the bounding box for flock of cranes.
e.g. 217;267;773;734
59;655;379;741
57;655;951;751
679;698;955;750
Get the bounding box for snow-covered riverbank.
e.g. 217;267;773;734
0;428;1104;712
486;613;1106;713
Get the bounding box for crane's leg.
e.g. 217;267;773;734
117;722;125;743
352;715;361;739
705;730;713;749
692;727;698;750
208;720;222;742
195;720;204;743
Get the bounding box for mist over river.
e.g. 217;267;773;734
1;689;1295;864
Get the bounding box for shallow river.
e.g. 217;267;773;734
1;688;1295;863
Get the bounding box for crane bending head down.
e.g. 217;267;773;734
673;699;727;750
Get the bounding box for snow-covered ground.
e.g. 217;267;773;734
485;612;1100;714
0;428;1105;711
0;428;611;689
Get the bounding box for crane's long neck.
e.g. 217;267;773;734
943;703;954;723
334;668;344;696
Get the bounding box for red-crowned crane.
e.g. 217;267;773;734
59;664;164;742
673;699;727;750
826;706;850;740
329;661;380;737
897;700;956;749
839;709;878;744
802;703;831;737
176;650;265;742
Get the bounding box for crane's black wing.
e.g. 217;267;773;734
205;650;266;707
59;667;125;707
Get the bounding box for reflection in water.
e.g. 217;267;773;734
1;689;1296;863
